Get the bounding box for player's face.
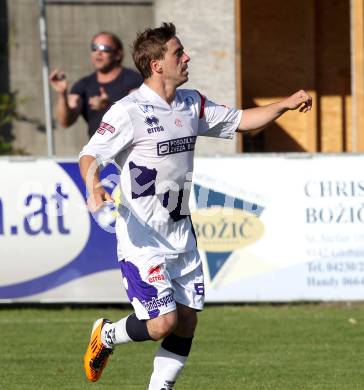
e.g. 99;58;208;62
161;37;190;87
90;34;122;73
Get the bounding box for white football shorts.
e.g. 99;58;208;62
119;250;205;320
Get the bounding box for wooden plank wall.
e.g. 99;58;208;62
239;0;352;152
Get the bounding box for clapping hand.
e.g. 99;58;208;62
89;87;110;110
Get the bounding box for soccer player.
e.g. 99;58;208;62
79;23;312;389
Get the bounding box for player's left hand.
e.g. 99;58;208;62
89;87;110;110
283;90;312;113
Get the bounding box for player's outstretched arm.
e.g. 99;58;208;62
237;89;312;133
79;155;114;212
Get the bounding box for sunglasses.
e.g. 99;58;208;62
91;43;115;53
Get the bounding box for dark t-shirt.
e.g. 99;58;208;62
70;67;143;137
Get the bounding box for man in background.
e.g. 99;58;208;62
50;31;143;138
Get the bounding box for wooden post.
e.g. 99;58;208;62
306;0;318;152
235;0;243;153
351;0;364;151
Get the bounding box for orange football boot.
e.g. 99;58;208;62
83;318;113;382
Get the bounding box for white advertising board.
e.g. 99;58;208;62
192;155;364;301
0;155;363;302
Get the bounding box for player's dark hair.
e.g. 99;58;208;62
91;31;124;65
132;22;176;79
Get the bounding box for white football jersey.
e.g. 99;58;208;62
80;83;242;260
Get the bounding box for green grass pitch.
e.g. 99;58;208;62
1;304;364;389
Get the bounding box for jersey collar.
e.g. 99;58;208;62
139;83;177;110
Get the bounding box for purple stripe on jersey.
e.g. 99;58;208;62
119;260;160;318
129;161;157;199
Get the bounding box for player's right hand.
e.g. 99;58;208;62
87;186;114;213
49;69;68;94
283;90;312;113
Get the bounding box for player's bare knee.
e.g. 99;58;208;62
147;311;178;340
152;316;177;340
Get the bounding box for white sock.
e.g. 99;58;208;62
148;346;187;390
101;317;132;348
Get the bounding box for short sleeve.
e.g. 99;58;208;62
70;79;85;96
129;70;143;89
197;93;242;139
79;102;133;165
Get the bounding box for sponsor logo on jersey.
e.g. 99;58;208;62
97;122;115;135
141;292;174;312
174;118;183;128
145;116;159;126
157;136;197;156
145;116;165;134
147;265;166;283
138;104;154;113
